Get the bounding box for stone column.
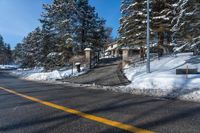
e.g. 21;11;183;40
122;48;129;67
115;49;118;57
84;48;92;69
111;50;114;57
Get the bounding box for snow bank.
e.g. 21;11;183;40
25;70;62;81
11;67;86;81
0;65;19;70
124;53;200;102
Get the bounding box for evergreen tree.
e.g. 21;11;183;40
13;43;24;64
152;0;177;53
18;28;43;67
119;0;179;55
41;0;79;67
94;19;113;50
5;43;12;64
40;6;59;69
0;35;5;64
119;0;149;50
40;28;60;69
119;0;134;45
172;0;200;48
14;0;112;69
40;0;111;66
77;0;99;50
0;34;13;64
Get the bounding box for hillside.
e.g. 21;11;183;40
124;53;200;101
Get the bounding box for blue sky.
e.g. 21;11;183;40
0;0;121;48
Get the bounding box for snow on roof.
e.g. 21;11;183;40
75;62;81;65
105;43;119;52
84;48;92;51
121;45;141;50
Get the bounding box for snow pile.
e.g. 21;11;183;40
124;53;200;102
25;70;62;81
11;67;44;78
11;67;86;81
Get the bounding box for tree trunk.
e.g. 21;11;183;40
158;32;164;46
166;32;172;45
140;47;145;61
157;32;169;55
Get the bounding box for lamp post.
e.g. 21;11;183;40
146;0;151;73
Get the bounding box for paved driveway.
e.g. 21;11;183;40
63;58;130;86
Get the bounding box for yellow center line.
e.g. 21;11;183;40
0;86;154;133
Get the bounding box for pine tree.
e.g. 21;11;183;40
13;43;24;64
40;0;111;64
95;19;113;50
40;7;59;69
0;35;5;64
77;0;103;51
40;28;59;69
41;0;79;67
119;0;134;45
18;28;44;67
119;0;148;49
14;0;112;69
152;0;177;53
172;0;200;49
5;43;12;64
119;0;180;55
0;35;13;64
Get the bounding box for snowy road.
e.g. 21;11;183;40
1;71;200;133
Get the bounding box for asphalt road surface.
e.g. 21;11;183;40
63;58;130;86
1;71;200;133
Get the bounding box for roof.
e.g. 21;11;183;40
105;43;120;52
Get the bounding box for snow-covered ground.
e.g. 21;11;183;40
0;65;19;70
124;53;200;102
11;67;87;81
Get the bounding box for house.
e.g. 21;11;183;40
104;42;122;57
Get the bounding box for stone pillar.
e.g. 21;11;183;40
122;48;129;67
111;50;114;57
84;48;92;69
115;49;118;57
